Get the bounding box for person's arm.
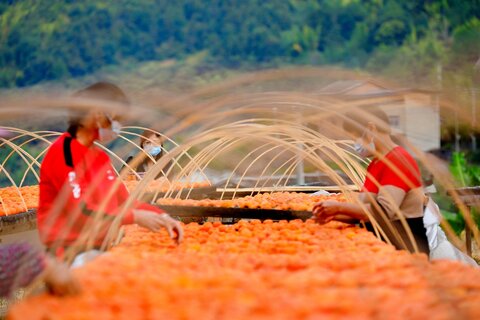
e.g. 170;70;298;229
312;200;369;224
76;183;182;240
43;256;81;295
372;185;406;220
73;151;183;243
77;199;135;224
69;178;135;225
71;158;135;225
312;186;407;224
116;176;184;243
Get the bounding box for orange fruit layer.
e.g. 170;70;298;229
8;220;480;320
0;185;39;216
124;180;211;193
158;192;346;211
0;179;212;216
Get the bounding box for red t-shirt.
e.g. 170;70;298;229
38;133;164;248
363;146;422;194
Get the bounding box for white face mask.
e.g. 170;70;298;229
144;144;162;157
353;129;375;158
98;116;121;143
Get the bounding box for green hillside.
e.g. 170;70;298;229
0;0;479;88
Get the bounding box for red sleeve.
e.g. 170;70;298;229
136;201;166;214
378;148;421;192
78;195;135;225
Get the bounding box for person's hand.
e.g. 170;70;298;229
134;210;184;244
312;200;341;224
44;257;81;296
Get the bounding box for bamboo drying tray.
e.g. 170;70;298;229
157;205;312;221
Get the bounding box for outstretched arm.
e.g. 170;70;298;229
117;178;183;243
312;200;369;224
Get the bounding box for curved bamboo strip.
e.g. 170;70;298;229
1;71;476;261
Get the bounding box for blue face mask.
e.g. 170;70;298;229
144;144;162;157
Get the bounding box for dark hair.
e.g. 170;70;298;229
139;129;162;148
342;106;391;136
67;82;129;137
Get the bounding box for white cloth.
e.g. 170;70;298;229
70;250;103;268
310;190;330;196
423;198;477;267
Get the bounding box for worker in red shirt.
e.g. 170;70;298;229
38;82;183;256
313;107;429;254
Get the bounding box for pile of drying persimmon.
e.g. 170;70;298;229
0;185;39;216
158;192;346;211
9;220;480;319
124;179;211;193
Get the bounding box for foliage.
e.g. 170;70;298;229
450;152;480;187
444;151;480;234
0;0;479;88
0;136;51;188
440;209;465;235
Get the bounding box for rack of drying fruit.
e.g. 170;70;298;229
0;186;39;239
448;187;480;256
0;181;353;232
124;177;355;223
156;190;349;222
9;218;480;319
